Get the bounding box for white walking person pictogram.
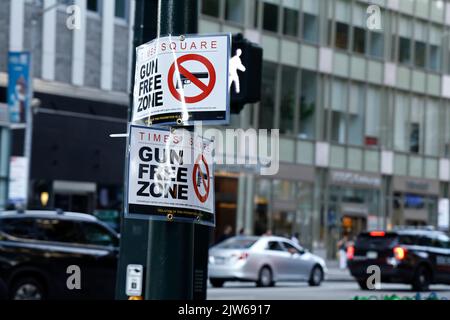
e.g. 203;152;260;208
229;49;246;94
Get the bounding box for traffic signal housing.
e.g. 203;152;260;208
230;33;263;114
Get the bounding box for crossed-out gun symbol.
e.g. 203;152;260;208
176;72;209;89
196;170;208;188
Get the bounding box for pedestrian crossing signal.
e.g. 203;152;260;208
230;34;263;114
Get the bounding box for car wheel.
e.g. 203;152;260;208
412;265;431;292
257;267;273;287
210;279;225;288
10;277;45;301
308;266;323;286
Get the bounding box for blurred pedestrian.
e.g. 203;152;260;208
291;232;300;245
263;229;273;236
238;228;245;236
337;234;349;269
216;225;233;244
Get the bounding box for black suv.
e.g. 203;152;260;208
347;229;450;291
0;211;119;300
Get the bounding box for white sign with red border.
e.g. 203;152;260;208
132;34;230;126
127;125;215;226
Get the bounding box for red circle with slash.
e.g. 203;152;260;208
168;54;216;104
192;154;210;203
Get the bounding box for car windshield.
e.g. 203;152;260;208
215;237;258;249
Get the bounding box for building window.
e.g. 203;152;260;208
414;21;427;69
299;70;316;139
263;1;279;33
348;83;364;146
333;0;350;49
115;0;126;19
283;2;299;37
429;44;441;71
273;180;296;201
409;123;420;154
352;27;366;54
259;62;278;130
369;31;384;58
445;103;450;157
394;93;409;152
280;66;297;134
330;79;348;144
399;37;411;64
365;87;381;147
302;0;319;43
414;41;426;68
328;21;333;46
410;97;424;154
87;0;100;12
335;22;349;50
425;99;440;156
225;0;245;24
202;0;220;18
303;13;318;43
429;26;442;72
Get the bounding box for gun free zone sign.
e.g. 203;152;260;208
127;125;215;226
132;34;231;126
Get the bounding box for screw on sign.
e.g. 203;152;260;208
192;154;210;203
168;54;216;104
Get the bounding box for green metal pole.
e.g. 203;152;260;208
117;0;210;301
159;1;212;300
143;0;200;301
159;0;198;36
115;0;159;300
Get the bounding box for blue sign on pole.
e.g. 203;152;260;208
7;52;31;124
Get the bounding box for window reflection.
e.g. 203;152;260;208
259;62;278;130
280;66;297;134
299;70;316;139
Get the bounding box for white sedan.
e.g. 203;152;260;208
208;236;327;288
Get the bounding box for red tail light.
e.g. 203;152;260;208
347;246;355;260
239;252;249;260
393;246;407;260
370;231;386;237
233;252;249;260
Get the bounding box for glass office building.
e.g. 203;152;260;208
202;0;450;257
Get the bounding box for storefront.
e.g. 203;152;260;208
326;170;382;257
391;177;439;227
214;163;316;249
214;173;240;244
253;163;316;250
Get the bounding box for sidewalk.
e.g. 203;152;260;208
325;260;353;282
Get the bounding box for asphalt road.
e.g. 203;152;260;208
207;281;450;300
